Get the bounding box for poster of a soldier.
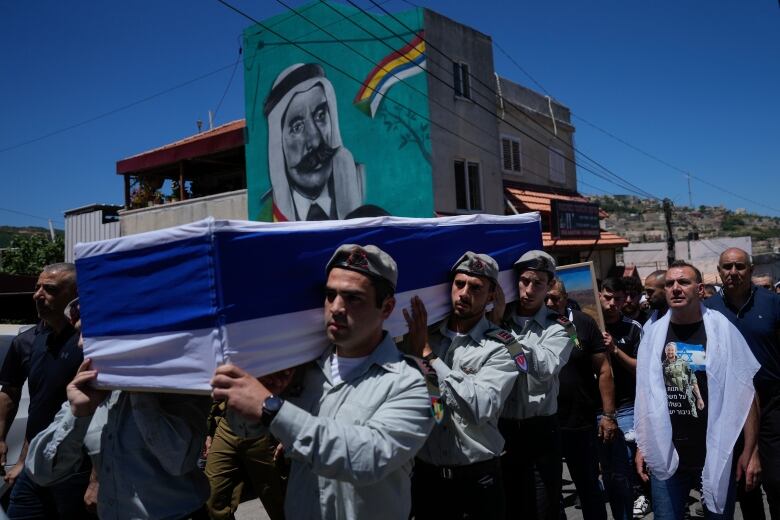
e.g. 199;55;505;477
662;342;705;418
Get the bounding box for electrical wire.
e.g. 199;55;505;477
0;62;241;155
358;0;662;201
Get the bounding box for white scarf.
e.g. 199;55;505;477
634;304;759;513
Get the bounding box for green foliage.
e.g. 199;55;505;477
1;233;65;275
721;214;746;231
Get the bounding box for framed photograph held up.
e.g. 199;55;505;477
555;261;604;330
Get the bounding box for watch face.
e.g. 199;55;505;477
264;395;283;413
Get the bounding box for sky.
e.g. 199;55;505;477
1;1;778;229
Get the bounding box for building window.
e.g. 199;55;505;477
453;62;471;99
454;160;482;211
501;136;522;173
549;147;566;183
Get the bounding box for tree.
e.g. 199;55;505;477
0;233;64;275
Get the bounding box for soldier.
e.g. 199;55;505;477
211;244;433;520
400;252;518;519
204;399;287;520
498;250;576;520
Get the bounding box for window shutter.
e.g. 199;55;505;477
511;140;521;172
502;139;512;170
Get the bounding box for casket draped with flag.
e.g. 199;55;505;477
75;213;542;393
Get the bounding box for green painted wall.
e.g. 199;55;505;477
243;1;433;221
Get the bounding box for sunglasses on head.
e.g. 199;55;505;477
64;298;80;323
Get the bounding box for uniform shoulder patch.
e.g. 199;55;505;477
485;328;516;345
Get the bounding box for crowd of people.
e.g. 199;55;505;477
0;244;777;520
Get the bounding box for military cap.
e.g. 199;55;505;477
326;244;398;289
513;249;556;277
451;251;499;282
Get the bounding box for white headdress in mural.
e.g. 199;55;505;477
264;63;364;221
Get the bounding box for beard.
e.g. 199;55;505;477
293;142;338;174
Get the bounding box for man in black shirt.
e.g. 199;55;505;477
598;277;643;520
635;260;760;519
644;270;668;327
622;276;649;326
0;263;89;519
547;279;615;520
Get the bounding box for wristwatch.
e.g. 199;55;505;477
423;351;438;362
261;394;284;427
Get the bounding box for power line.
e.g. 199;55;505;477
0;206;63;225
0;62;242;155
212;47;243;125
359;0;662;201
342;0;660;199
218;0;607;203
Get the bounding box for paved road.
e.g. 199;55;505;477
235;461;771;519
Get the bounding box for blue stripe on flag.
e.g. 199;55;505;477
78;218;541;338
77;235;216;337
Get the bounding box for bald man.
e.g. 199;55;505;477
706;248;780;519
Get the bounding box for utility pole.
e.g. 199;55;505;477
663;198;675;268
687;173;693;208
685;174;694;260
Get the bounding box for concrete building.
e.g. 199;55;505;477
66;2;627;278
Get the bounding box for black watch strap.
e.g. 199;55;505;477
261;395;284;427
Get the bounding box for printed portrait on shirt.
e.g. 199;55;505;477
662;341;706;418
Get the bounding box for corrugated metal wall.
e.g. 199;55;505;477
65;210;120;262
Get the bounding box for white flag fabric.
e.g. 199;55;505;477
75;213;542;393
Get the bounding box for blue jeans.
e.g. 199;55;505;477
596;404;635;520
7;468;91;520
650;469;736;520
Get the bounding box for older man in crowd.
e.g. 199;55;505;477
211;244;433;519
0;263;89;519
706;248;780;519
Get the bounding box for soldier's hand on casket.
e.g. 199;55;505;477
211;364;270;423
486;283;506;326
68;359;110;418
402;296;431;358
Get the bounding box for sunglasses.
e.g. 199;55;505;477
720;263;747;271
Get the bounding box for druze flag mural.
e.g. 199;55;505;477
243;1;433;222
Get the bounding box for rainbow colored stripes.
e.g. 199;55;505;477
354;31;426;118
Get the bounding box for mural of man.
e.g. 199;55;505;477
263;63;364;221
662;342;705;418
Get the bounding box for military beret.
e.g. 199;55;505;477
326;244;398;289
513;249;556;277
451;251;499;282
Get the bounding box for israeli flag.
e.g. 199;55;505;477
75;213;542;393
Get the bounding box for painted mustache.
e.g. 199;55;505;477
294;143;338;173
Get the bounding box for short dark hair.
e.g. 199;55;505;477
600;277;626;294
668;260;702;283
370;276;395;308
621;276;642;295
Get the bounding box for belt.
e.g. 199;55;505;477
416;457;501;480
